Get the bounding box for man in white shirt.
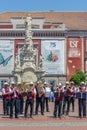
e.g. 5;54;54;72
43;82;51;112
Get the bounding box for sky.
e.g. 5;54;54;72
0;0;87;12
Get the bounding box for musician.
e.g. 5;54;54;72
43;82;51;112
17;82;24;114
69;81;76;112
9;81;19;118
2;82;10;116
77;82;86;118
24;82;36;118
62;81;71;115
35;81;45;115
53;83;64;118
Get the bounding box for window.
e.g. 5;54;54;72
86;39;87;52
16;24;25;29
32;24;39;29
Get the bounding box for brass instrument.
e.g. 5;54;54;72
27;84;33;96
66;84;71;90
19;87;24;94
21;83;33;96
54;87;61;97
18;83;28;96
37;82;44;97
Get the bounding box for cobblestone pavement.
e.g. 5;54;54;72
0;99;87;130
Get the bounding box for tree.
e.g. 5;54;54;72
70;71;86;86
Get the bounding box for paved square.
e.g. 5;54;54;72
0;99;87;130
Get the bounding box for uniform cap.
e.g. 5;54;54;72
81;81;85;85
66;81;69;84
70;81;74;84
4;82;9;85
17;82;21;85
58;83;62;86
37;81;39;84
29;81;33;85
44;82;47;85
11;81;15;84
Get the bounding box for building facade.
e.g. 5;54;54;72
0;12;87;87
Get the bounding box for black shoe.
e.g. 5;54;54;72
41;113;44;115
15;116;19;118
20;112;23;114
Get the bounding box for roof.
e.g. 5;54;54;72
0;11;87;30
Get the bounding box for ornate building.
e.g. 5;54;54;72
0;12;87;87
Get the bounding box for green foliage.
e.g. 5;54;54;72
70;71;86;86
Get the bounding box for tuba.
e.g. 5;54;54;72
24;82;34;96
20;83;29;96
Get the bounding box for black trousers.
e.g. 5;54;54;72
70;97;75;112
43;97;49;112
19;98;24;114
3;99;10;115
54;100;62;117
10;98;19;118
35;97;44;114
24;98;34;117
62;96;71;115
78;98;86;117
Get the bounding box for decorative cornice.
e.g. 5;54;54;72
0;30;87;38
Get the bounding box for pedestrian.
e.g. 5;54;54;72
43;82;51;112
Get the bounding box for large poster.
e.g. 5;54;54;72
0;40;14;75
67;38;83;80
41;40;66;75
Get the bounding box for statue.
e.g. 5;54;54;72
14;14;44;83
15;53;20;67
39;54;44;69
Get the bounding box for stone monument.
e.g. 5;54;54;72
14;14;44;83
